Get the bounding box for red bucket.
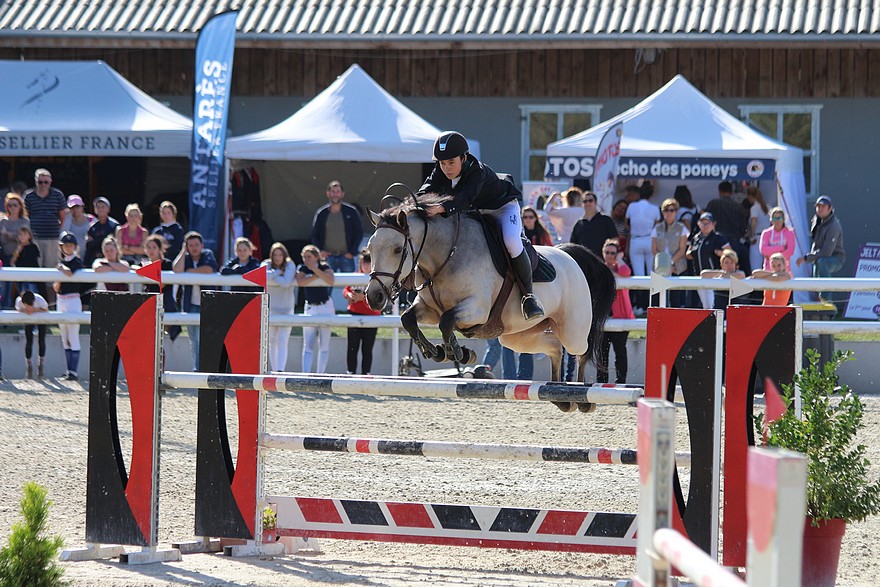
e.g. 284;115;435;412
801;517;846;587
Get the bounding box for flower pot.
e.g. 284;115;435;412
801;517;846;587
262;528;277;543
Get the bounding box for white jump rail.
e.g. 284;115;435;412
627;398;807;587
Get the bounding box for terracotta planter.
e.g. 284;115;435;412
801;517;846;587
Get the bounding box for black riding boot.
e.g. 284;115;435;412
512;251;544;320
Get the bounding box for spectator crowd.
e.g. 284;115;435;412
0;163;845;384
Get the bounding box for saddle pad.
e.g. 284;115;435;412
472;212;557;283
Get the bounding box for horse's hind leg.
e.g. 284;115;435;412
548;347;578;413
575;354;596;413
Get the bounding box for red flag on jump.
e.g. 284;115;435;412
243;265;267;289
136;259;163;288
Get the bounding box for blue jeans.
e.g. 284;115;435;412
813;256;843;301
186;305;201;371
482;338;502;370
502;348;534;380
326;254;355;273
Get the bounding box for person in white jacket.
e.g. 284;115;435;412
262;242;296;372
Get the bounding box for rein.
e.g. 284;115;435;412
369;211;461;311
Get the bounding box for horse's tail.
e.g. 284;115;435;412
556;243;616;368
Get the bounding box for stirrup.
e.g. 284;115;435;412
521;294;544;321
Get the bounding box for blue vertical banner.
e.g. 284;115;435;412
189;10;238;254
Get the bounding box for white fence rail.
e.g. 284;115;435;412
1;267;880;293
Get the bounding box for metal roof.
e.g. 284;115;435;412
2;0;879;46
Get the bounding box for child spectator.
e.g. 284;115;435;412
142;234;181;341
220;237;261;292
15;290;48;379
11;226;41;297
700;249;746;312
151;201;185;260
54;232;85;380
92;236;130;292
343;249;380;375
750;252;793;306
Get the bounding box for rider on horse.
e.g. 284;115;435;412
418;130;545;321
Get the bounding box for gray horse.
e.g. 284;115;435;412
366;194;616;393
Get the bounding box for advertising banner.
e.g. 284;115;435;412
593;122;623;214
546;155;775;182
189;10;238;254
844;243;880;319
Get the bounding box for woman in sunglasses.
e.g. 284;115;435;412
759;206;796;271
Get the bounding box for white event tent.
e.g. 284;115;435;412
547;75;810;277
0;60;192;157
226;64;479;242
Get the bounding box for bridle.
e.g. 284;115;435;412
368;187;461;311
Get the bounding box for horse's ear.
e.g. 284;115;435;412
368;208;382;227
396;210;408;229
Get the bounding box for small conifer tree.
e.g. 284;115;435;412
0;481;66;587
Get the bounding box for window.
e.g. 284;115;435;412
520;105;602;182
739;105;822;198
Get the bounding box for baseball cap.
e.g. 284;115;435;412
59;232;78;246
93;196;111;207
67;194;84;207
816;195;833;207
699;212;715;222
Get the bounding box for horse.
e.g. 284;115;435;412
366;193;616;407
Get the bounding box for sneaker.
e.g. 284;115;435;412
65;372;78;381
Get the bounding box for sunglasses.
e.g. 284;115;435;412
36;180;50;185
522;215;537;220
583;199;596;204
662;208;676;212
771;215;784;220
603;250;618;255
6;203;19;208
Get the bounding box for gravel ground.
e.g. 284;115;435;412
0;377;878;586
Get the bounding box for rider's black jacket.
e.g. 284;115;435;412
417;154;521;214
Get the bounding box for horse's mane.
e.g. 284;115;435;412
377;193;453;227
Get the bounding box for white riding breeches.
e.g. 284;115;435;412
57;293;81;351
481;200;524;258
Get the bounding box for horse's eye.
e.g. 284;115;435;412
393;246;402;254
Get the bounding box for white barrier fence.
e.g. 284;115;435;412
0;268;876;376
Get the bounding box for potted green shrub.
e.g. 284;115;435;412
755;349;880;587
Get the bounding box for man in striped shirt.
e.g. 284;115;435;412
24;168;67;303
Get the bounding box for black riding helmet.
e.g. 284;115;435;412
433;131;469;161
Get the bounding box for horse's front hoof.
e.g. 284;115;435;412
576;402;597;414
459;348;477;365
552;401;577;413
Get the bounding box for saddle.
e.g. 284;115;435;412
470;211;556;283
457;213;556;340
